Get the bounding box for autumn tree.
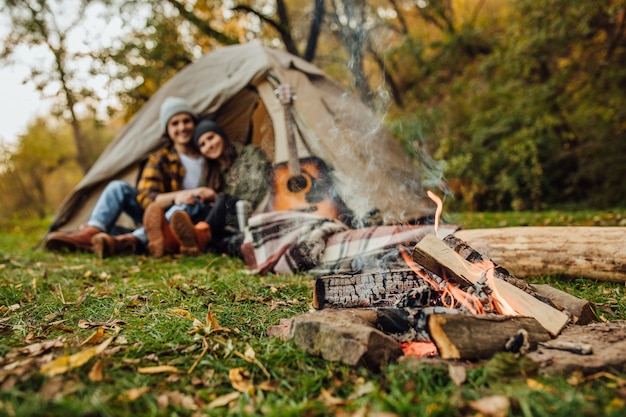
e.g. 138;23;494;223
0;0;118;174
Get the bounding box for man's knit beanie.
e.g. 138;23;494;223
159;97;196;132
193;118;229;148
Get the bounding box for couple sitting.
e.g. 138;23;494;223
44;96;271;258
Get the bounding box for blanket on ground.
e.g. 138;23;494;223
241;211;460;276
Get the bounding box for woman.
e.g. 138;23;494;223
142;117;271;257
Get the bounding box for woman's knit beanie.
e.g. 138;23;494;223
193;118;229;148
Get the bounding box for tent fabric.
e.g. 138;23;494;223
48;42;437;234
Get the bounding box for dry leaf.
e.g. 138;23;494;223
119;386;150;401
137;365;179;374
88;359;104;382
448;364;467;386
168;309;193;320
40;336;114;377
206;391;240;409
229;367;254;393
244;344;256;360
160;391;198;411
469;395;510;417
318;388;346;407
257;380;279;392
81;327;105;346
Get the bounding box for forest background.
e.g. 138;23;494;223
1;0;625;221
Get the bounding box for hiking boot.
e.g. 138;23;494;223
92;233;138;259
143;202;180;257
44;225;101;252
170;211;211;256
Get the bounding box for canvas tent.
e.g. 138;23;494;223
48;42;436;234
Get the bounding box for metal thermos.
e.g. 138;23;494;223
236;200;251;232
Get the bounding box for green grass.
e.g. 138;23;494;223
0;212;625;416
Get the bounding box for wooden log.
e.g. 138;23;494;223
413;234;570;336
313;269;434;309
532;284;595;325
453;227;626;283
428;313;551;360
441;234;595;324
289;309;403;371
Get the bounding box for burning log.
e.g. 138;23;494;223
413;234;570;337
313;268;437;309
441;234;595;325
453;227;626;283
428;313;551;360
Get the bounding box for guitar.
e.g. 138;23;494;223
268;84;347;220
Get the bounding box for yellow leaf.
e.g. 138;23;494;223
229;367;254;393
81;327;105;346
206;391;240;409
40;336;114;377
168;309;194;320
137;365;179;374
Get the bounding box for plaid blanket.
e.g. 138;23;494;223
241;211;460;275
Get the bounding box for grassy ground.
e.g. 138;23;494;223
0;212;625;416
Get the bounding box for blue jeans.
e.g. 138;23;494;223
87;180;144;233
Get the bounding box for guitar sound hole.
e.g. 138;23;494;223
287;175;308;193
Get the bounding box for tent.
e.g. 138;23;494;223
48;42;436;234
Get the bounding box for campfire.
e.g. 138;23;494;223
266;192;623;373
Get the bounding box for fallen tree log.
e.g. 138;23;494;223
453;227;626;283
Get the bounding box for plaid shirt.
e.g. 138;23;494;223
136;145;185;209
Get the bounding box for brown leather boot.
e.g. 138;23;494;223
44;225;102;252
92;233;139;259
143;202;180;257
170;211;211;256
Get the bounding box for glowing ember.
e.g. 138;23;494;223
400;341;438;357
426;190;443;238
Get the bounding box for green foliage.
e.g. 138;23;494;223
0;116;115;219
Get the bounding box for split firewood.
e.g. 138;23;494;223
441;234;595;325
453;227;626;283
428;313;551;360
413;234;570;337
532;284;595;325
289;309;403;371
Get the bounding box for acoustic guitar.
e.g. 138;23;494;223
268;84;346;220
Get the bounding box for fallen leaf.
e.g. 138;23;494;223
137;365;179;374
229;367;254;393
88;359;104;382
40;336;114;377
469;395;510;417
318;388;346;407
448;364;467;386
160;391;198;411
81;327;105;346
206;391;240;409
168;309;193;320
257;380;280;392
119;386;150;401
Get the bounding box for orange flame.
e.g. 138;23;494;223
400;248;486;315
426;190;443;238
